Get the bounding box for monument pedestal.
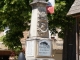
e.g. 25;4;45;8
26;38;53;57
25;38;54;60
26;58;55;60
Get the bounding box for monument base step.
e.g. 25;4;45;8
26;58;55;60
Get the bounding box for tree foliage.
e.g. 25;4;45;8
0;0;31;51
48;0;75;38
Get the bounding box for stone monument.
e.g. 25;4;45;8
25;0;54;60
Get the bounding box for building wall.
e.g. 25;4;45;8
51;28;63;60
54;53;62;60
52;39;63;60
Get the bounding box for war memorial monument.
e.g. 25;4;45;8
25;0;54;60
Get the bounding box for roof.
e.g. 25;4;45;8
67;0;80;16
0;50;11;55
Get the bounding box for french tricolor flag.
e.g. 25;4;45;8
47;0;55;14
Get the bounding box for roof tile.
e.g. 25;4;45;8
67;0;80;15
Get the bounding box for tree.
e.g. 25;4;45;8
0;0;31;52
48;0;74;37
